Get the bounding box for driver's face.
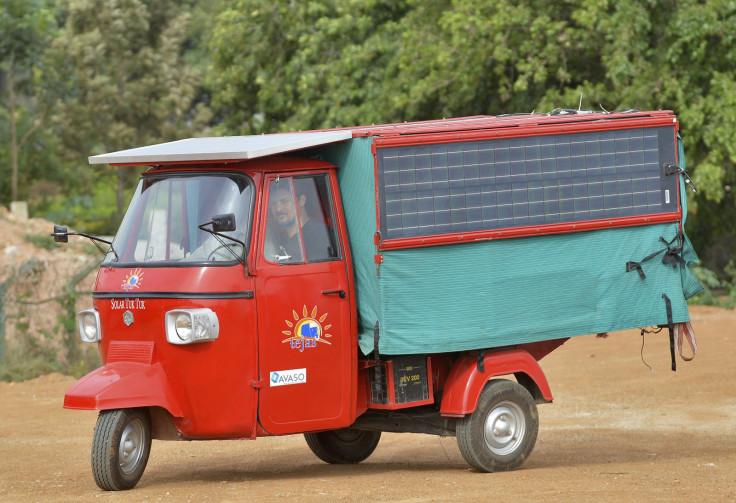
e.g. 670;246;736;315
269;188;296;227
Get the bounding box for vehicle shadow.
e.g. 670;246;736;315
140;435;470;488
139;427;735;489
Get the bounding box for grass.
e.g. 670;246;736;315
23;233;61;251
0;331;100;382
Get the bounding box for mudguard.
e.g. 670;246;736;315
440;349;552;417
64;362;183;417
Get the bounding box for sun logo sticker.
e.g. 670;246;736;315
281;305;332;352
121;268;144;291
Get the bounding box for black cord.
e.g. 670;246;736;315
639;327;662;372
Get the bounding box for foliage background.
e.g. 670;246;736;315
1;0;735;280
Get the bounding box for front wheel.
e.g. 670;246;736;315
304;428;381;464
91;408;152;491
456;380;539;472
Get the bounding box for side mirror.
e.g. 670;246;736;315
52;225;69;243
212;213;236;232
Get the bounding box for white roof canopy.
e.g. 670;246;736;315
88;131;354;165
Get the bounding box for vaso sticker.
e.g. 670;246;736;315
269;368;307;387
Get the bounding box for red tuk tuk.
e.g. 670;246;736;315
55;110;700;490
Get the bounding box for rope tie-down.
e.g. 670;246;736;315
626;231;685;280
625;233;697;371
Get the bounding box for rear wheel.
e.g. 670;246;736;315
304;428;381;464
456;380;538;472
91;408;152;491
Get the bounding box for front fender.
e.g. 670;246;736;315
64;362;183;417
440;349;552;417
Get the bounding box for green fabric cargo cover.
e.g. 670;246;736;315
311;136;702;356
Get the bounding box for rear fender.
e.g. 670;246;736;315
64;362;183;417
440;349;552;417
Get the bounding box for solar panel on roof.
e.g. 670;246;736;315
88;131;354;165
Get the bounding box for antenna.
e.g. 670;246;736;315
578;93;583;111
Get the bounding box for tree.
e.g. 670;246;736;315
0;0;53;203
48;0;211;220
208;0;411;134
208;0;595;130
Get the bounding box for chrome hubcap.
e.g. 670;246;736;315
119;418;145;474
483;400;525;456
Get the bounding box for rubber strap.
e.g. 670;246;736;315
674;321;698;361
662;293;676;371
372;321;382;393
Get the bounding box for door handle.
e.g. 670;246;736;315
322;289;346;299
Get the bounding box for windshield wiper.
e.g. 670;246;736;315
51;225;119;261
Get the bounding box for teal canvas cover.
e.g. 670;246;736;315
312;136;702;356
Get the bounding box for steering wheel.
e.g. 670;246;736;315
207;242;243;261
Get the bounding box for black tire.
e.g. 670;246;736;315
304;428;381;464
456;380;539;472
91;408;152;491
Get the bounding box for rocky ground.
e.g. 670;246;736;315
0;207;98;364
0;305;734;502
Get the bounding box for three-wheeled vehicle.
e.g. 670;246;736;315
56;110;700;490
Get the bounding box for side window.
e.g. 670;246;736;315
264;174;340;264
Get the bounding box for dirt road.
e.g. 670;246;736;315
1;305;734;502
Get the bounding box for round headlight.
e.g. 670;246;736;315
175;314;192;341
81;312;98;342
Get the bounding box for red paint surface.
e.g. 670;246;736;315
440;350;553;417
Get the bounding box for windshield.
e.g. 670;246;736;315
106;173;253;265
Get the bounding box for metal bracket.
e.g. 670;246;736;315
374;232;383;276
663;163;697;193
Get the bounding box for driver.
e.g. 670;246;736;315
266;181;332;262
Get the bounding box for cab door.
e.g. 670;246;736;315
254;171;355;434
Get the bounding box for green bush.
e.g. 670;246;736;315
688;262;736;309
0;329;100;382
23;233;60;251
0;330;62;382
0;283;102;382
